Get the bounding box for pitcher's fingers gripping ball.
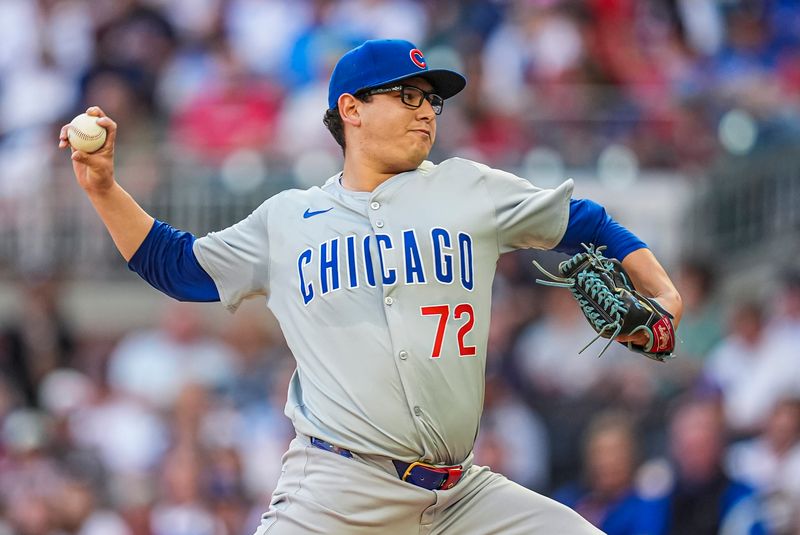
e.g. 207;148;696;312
533;244;676;361
67;113;107;153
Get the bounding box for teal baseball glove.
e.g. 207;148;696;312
533;244;676;362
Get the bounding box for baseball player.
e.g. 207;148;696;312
60;39;682;534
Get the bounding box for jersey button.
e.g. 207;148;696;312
399;350;408;360
384;296;394;306
375;220;384;228
370;201;380;210
414;406;422;416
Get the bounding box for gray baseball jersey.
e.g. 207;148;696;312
194;157;572;466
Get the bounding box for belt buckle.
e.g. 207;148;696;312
401;461;463;490
441;466;463;490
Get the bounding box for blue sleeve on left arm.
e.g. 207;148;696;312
128;220;220;302
554;198;647;260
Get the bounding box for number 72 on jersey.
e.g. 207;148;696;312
420;304;477;359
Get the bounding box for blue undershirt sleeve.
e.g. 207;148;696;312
554;198;647;260
128;220;220;302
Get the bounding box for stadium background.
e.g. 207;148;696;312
0;0;799;533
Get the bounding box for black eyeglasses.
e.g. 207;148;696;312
362;85;444;115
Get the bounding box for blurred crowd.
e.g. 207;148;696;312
0;282;295;535
1;0;799;189
3;253;800;534
2;0;800;534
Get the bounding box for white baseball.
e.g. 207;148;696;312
67;113;107;153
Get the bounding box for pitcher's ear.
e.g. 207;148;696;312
338;93;362;127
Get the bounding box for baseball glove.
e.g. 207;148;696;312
533;244;675;362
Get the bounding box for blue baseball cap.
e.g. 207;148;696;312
328;39;466;110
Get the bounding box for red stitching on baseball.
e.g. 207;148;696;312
69;126;104;140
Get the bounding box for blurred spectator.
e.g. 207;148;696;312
149;447;224;535
55;473;131;535
474;374;550;490
514;283;662;485
38;369;95;422
219;310;287;410
0;0;43;75
225;358;295;500
0;407;67;534
224;0;312;77
703;301;790;433
0;408;61;504
727;397;800;534
81;67;154;145
1;51;76;136
485;253;542;379
636;397;766;535
705;302;766;397
67;385;168;485
37;367;97;457
673;258;723;362
0;0;90;135
714;274;800;439
172;383;212;449
169;40;283;163
91;1;177;114
326;0;429;44
5;493;58;535
284;4;346;90
713;5;780;90
481;3;585;116
106;302;236;409
206;446;250;535
554;410;648;535
675;0;725;57
273;72;341;161
513;286;627;398
0;276;75;408
159;0;224;43
0;376;19;423
767;270;800;345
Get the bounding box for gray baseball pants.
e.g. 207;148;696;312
252;435;605;535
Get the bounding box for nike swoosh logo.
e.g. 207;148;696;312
303;207;334;219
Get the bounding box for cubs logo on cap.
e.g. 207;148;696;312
409;49;426;69
328;39;466;110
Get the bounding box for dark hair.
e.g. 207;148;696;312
323;93;372;154
323;108;346;153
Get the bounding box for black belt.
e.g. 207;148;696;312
310;437;464;491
